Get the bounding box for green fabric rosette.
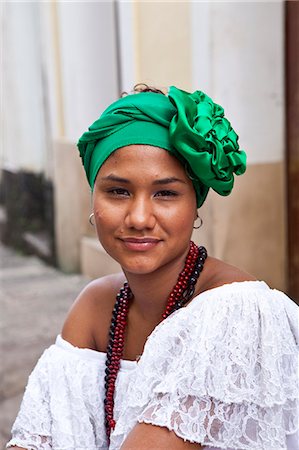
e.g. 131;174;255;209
77;86;246;207
168;87;246;205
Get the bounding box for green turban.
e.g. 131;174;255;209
77;86;246;208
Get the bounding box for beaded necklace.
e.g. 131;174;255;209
104;241;207;441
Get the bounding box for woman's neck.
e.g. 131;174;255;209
123;250;190;323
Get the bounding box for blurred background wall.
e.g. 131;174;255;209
1;1;298;300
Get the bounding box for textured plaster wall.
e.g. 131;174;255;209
134;1;192;89
1;3;47;173
53;139;91;273
190;2;286;289
193;162;286;291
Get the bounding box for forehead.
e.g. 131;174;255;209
98;144;186;178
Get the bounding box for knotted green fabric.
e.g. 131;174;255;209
77;86;246;207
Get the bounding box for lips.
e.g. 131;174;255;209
120;237;161;251
122;237;160;243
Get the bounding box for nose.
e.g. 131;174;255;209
124;196;156;230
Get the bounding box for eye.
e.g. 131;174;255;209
154;190;179;198
107;188;130;197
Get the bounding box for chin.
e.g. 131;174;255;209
99;238;190;275
99;239;161;271
118;258;161;276
123;266;159;276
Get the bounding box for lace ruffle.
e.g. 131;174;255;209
111;283;298;449
6;344;110;450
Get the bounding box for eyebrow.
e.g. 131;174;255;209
152;177;186;185
100;175;130;183
100;175;186;185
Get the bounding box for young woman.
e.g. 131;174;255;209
7;86;298;450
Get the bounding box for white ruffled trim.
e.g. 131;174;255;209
55;335;137;371
111;283;298;450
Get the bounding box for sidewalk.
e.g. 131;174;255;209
0;244;89;449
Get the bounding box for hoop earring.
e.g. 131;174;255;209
193;215;203;229
89;212;95;226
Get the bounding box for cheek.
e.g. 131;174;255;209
93;195;114;221
93;205;106;223
94;211;113;229
93;202;125;239
93;205;113;234
161;205;195;233
176;215;195;233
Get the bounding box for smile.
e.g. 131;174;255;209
120;237;161;251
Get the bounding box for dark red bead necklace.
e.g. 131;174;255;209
104;241;207;441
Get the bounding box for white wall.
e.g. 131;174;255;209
1;2;120;175
191;1;284;165
1;2;48;173
117;0;135;93
56;1;119;141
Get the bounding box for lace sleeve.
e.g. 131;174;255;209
6;348;53;450
6;338;109;450
111;283;299;450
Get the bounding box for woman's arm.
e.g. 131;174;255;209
120;423;203;449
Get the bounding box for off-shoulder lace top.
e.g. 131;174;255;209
7;281;299;450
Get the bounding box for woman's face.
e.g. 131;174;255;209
93;145;197;275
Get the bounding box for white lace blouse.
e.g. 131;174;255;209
7;281;299;450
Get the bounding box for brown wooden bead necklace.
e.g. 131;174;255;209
104;241;208;441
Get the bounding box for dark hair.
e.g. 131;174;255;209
121;83;166;97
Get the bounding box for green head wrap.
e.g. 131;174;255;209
77;86;246;207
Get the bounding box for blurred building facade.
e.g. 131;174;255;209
1;1;298;300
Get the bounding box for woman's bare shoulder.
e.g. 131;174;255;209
61;272;126;352
200;256;257;292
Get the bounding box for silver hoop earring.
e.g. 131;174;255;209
184;163;197;181
193;215;203;229
89;212;95;226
